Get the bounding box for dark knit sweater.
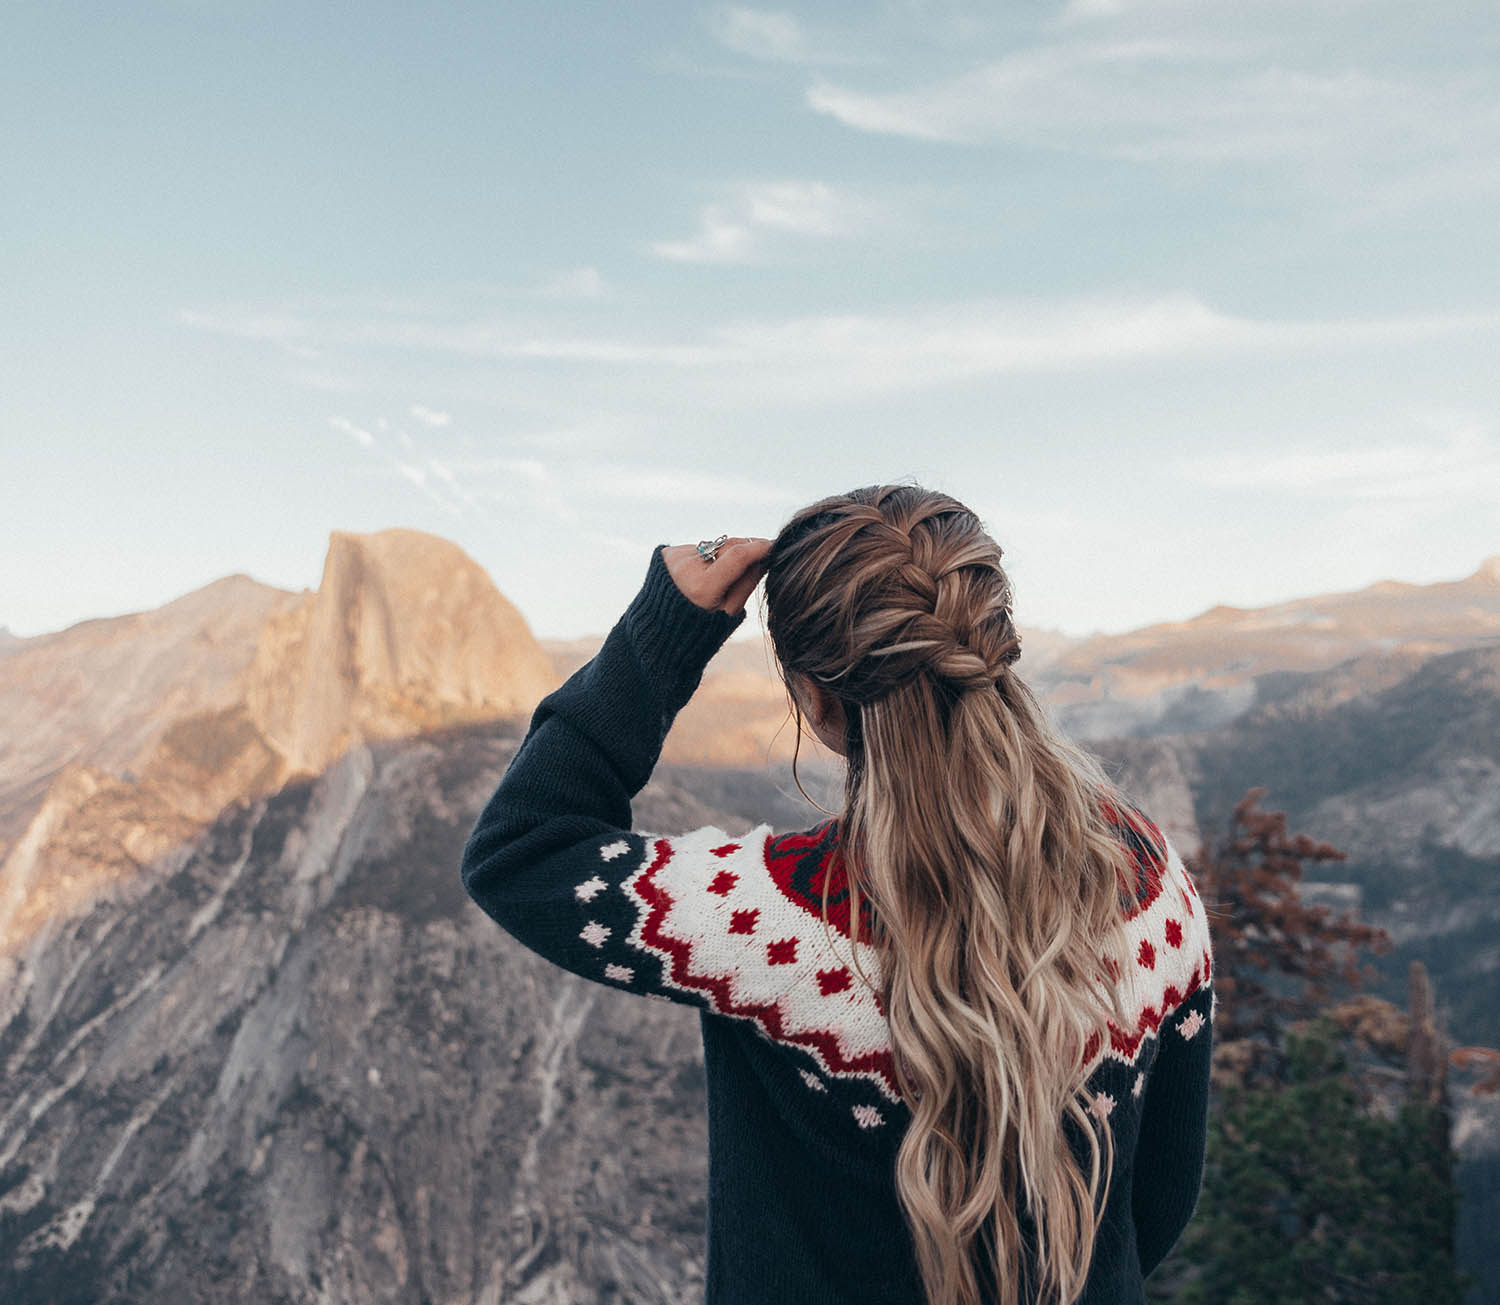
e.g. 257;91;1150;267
461;548;1214;1305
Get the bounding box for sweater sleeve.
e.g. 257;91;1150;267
460;546;760;1004
1131;957;1214;1275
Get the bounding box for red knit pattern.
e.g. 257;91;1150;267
764;823;874;939
632;838;901;1098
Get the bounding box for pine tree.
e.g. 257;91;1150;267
1149;792;1469;1304
1173;1020;1465;1305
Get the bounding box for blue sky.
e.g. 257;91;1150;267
4;0;1498;640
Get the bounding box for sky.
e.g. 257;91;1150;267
3;0;1498;642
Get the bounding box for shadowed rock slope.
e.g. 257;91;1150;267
1187;642;1500;1047
1176;643;1500;1301
0;724;820;1305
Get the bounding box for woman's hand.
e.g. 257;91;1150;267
662;537;772;616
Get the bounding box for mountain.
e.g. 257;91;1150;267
0;575;300;855
548;556;1500;765
0;724;828;1305
246;530;555;776
1185;641;1500;1044
0;531;556;954
1033;556;1500;740
544;620;1079;772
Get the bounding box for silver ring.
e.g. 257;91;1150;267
696;534;729;564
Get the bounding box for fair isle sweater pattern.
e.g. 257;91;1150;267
617;824;901;1111
560;806;1210;1130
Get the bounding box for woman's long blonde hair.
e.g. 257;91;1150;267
765;485;1140;1305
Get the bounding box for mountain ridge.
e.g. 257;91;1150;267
0;530;556;954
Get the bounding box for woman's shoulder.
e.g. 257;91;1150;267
1095;801;1213;1065
1101;801;1208;927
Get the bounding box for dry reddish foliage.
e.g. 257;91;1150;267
1451;1046;1500;1094
1189;789;1500;1099
1188;788;1390;1065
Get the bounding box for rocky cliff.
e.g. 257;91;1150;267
0;575;299;856
0;725;821;1305
0;531;556;956
247;530;555;776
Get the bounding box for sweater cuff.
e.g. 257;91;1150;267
622;546;746;686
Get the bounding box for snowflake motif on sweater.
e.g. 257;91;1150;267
619;825;900;1104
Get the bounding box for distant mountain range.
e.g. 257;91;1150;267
2;533;1497;1302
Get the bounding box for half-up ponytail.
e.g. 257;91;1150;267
766;486;1141;1305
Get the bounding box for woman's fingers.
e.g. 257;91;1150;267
663;537;772;614
720;539;772;616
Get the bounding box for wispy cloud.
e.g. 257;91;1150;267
703;298;1500;401
1061;0;1129;18
330;408;474;513
409;404;452;427
452;452;795;541
178;308;321;359
803;10;1500;205
539;265;608;298
200;293;1500;408
711;7;810;62
743;180;851;235
650;208;756;264
322;396;794;524
707;6;867;66
180;303;739;366
806;39;1391;158
328;415;375;447
574;464;796;505
650;180;873;263
1176;421;1500;506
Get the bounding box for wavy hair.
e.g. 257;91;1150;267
764;485;1142;1305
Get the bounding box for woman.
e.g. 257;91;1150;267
462;485;1213;1305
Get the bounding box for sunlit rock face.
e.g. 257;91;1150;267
0;531;557;955
550;555;1500;765
247;529;557;777
0;575;298;858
